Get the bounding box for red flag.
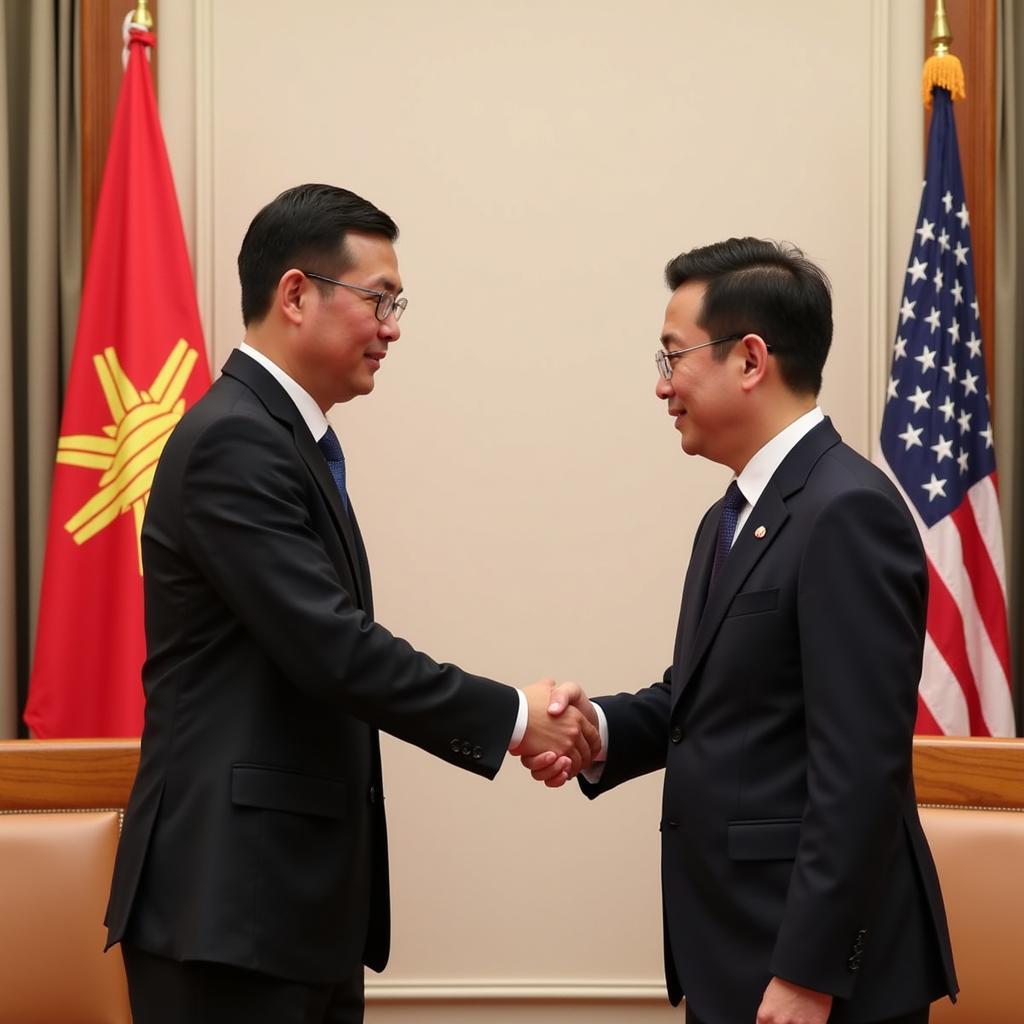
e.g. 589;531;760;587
25;26;210;737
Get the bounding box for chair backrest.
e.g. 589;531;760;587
0;739;139;1024
913;737;1024;1024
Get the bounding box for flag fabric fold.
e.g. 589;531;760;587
877;85;1014;737
25;27;210;737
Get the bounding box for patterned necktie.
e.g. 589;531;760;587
709;480;745;589
317;426;349;512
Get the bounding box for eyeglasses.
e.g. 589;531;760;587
302;270;407;322
655;333;773;380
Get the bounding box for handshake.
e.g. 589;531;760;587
512;678;601;788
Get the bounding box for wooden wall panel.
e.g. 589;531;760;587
81;1;159;266
924;0;997;398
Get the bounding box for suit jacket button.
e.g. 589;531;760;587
670;727;683;744
461;741;472;756
368;785;377;805
450;738;461;753
472;746;483;760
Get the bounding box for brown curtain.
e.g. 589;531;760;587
996;0;1023;734
0;0;79;739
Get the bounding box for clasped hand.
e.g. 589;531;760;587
512;680;600;787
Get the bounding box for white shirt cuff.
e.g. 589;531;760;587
508;688;528;750
580;702;609;783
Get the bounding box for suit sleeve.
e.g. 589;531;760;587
579;668;673;797
178;410;520;778
770;486;926;995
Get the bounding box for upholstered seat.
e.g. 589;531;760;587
914;737;1024;1023
0;740;137;1024
0;809;129;1023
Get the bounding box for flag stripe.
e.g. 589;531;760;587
950;501;1011;680
919;635;969;734
923;558;990;736
915;691;943;735
970;472;1006;576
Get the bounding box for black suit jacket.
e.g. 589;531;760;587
583;419;957;1023
105;350;519;983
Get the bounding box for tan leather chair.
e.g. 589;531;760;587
914;737;1024;1023
0;740;139;1024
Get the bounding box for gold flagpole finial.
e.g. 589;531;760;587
922;0;964;107
132;0;153;30
931;0;952;57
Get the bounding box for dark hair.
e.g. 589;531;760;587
664;237;832;395
237;183;398;326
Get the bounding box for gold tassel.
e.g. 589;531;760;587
922;53;966;108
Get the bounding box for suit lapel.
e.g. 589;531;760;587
671;418;842;709
292;429;366;606
348;505;374;619
688;487;788;677
671;487;789;708
220;350;366;609
673;510;716;675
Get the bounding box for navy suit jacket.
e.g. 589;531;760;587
105;350;519;983
583;419;957;1023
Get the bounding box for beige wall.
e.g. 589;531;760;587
158;2;923;1019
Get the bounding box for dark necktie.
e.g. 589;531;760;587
317;426;349;512
709;480;745;589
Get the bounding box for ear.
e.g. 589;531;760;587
738;333;771;393
278;269;309;326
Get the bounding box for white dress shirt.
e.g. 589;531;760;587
239;342;330;442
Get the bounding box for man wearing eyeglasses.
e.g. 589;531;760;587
104;183;599;1024
524;238;957;1024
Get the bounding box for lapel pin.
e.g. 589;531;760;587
754;525;767;539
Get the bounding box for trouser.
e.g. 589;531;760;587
121;943;365;1024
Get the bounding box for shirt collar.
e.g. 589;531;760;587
734;407;825;509
238;342;330;442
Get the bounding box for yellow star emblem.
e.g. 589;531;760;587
56;339;200;573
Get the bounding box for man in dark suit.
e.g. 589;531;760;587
104;183;599;1024
524;239;957;1024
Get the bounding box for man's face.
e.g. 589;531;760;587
297;231;402;410
655;280;742;467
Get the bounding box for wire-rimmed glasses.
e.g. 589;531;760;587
655;333;774;380
303;270;407;322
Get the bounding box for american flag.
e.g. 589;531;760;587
877;86;1014;736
